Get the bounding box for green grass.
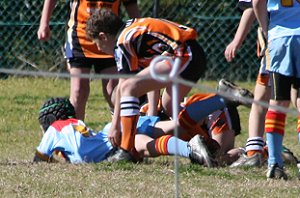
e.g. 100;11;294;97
1;77;300;198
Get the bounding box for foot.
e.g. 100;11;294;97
217;79;254;108
188;135;217;167
266;164;288;180
281;145;298;165
106;148;135;163
230;152;264;168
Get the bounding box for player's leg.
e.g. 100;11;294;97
135;134;215;167
265;77;291;179
93;58;118;113
117;66;172;156
265;35;300;180
68;58;92;121
230;58;270;167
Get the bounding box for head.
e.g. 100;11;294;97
38;97;76;132
86;9;124;55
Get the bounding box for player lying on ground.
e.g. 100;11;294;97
34;97;225;165
34;86;251;166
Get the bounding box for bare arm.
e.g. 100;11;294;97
224;8;256;62
108;79;124;147
37;0;57;41
252;0;268;39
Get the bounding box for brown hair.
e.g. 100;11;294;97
86;9;124;40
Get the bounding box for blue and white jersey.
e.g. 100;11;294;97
36;118;113;164
267;0;300;41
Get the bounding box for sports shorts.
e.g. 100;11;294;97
267;36;300;78
67;57;116;73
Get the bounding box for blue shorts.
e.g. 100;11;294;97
102;116;160;138
267;36;300;78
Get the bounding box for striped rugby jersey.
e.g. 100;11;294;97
114;18;197;73
65;0;136;59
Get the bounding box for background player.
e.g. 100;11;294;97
37;0;140;121
253;0;300;180
224;0;298;168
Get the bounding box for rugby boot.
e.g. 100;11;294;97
188;135;218;167
266;163;288;180
217;79;254;108
106;148;135;163
281;145;299;165
230;152;265;168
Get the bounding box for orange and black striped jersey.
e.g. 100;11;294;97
114;18;198;73
65;0;136;59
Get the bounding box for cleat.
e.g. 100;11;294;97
266;164;288;180
188;135;216;167
106;148;135;163
217;79;254;108
230;152;264;168
281;145;298;165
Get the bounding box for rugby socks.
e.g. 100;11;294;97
183;94;226;125
265;110;286;167
120;96;140;151
245;137;264;157
154;135;190;157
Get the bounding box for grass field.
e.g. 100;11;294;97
1;77;300;197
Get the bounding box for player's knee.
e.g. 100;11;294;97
119;79;137;96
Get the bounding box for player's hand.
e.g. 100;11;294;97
108;125;121;147
37;25;51;41
224;41;240;62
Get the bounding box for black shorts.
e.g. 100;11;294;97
180;40;207;82
270;72;300;100
67;57;116;73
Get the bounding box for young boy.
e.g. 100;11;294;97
84;9;251;162
37;0;140;121
224;0;298;168
253;0;300;180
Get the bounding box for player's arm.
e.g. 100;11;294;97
109;79;123;147
37;0;56;41
33;127;61;163
224;8;256;62
252;0;268;39
122;0;140;18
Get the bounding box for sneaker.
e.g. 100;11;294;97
230;152;264;168
188;135;216;167
217;79;254;108
106;148;135;163
266;164;288;180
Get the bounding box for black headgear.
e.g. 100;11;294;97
38;97;76;131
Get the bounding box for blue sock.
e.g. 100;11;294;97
167;137;190;157
266;132;283;167
185;95;226;123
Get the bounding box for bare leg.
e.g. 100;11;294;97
69;67;90;121
248;82;270;138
